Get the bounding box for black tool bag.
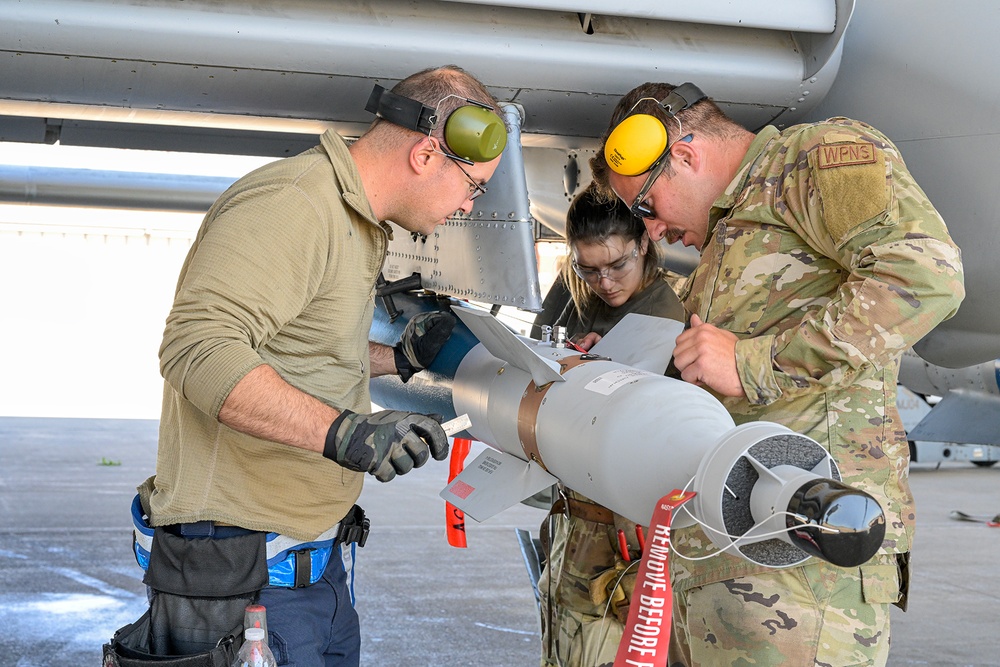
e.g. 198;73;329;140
103;527;268;666
102;610;237;667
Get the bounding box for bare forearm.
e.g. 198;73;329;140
218;364;339;453
369;341;398;377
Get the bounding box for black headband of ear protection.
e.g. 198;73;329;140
654;82;707;117
365;84;441;134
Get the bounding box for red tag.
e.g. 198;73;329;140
614;490;696;667
446;437;472;548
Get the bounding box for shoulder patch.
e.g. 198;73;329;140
817;141;877;169
813;141;888;243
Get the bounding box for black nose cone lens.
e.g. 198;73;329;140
786;478;886;568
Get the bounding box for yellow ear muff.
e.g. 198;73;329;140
604;114;668;176
444;105;508;163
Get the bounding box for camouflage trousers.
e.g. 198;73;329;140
669;553;904;667
538;494;642;667
539;602;623;667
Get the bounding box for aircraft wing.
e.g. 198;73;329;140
0;0;851;241
907;390;1000;447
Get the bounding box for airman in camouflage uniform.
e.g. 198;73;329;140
536;186;685;666
591;83;965;666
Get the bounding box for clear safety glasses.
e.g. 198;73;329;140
572;246;640;284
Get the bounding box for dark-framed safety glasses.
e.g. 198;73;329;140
629;133;693;219
447;155;488;201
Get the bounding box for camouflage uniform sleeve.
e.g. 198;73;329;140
662;269;688;296
737;120;965;405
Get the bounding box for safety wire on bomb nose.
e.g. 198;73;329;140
670;474;843;564
602;482;842;667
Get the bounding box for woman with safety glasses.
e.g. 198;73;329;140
553;183;685;346
538;183;684;667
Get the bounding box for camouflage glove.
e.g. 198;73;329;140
323;409;449;482
394;311;456;383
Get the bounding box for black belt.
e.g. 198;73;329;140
164;505;369;546
162;521;258;539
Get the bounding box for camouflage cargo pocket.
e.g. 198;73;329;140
566;614;623;667
860;561;901;605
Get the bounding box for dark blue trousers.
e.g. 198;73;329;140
258;543;360;667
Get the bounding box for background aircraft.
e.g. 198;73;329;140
1;0;997;461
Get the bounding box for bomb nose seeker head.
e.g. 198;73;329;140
785;478;886;568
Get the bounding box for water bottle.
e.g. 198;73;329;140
243;604;268;640
232;604;276;667
232;626;276;667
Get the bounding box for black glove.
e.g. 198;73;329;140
323;409;449;482
394;311;456;382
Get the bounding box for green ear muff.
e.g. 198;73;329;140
365;84;507;162
444;105;507;162
605;114;668;176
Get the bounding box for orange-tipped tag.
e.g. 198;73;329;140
446;437;473;548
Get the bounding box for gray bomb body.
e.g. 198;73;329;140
452;335;886;568
454;340;729;526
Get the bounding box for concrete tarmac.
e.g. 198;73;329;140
0;417;997;666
